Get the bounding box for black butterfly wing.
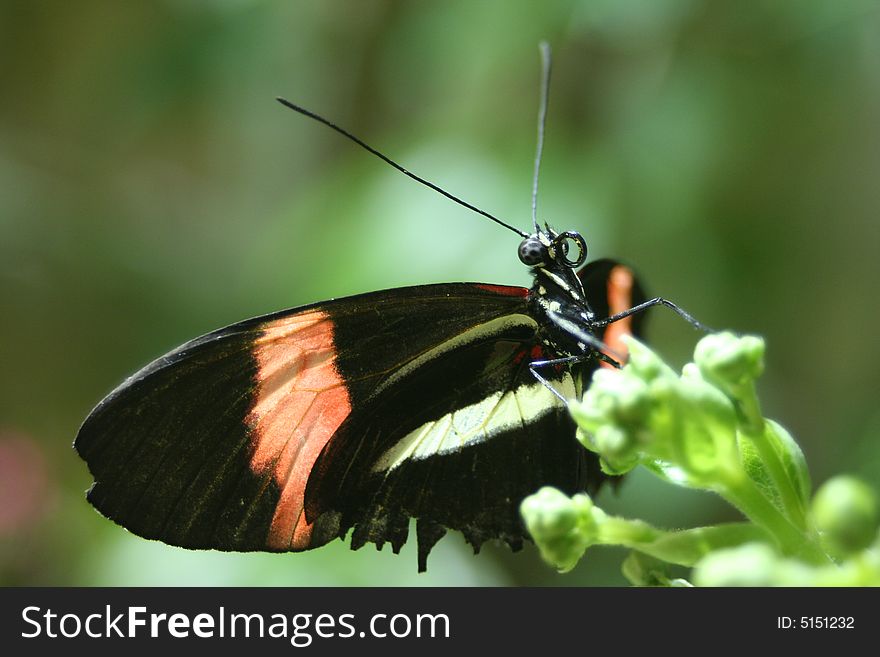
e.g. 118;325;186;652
579;258;648;358
303;311;603;571
74;282;597;568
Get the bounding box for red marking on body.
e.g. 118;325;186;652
245;310;351;550
601;266;634;369
473;284;528;298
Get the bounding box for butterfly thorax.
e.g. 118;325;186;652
527;260;598;360
516;228;598;360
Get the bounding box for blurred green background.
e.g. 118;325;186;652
2;0;879;586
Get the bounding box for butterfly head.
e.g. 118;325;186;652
517;227;587;270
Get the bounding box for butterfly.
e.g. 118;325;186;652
74;45;703;572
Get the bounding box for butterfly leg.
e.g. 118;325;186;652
593;297;711;332
529;355;586;403
594;351;623;369
529;348;624;403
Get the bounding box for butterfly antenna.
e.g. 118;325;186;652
276;97;529;239
531;41;552;235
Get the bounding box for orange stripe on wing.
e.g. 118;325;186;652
600;265;635;369
245;310;351;551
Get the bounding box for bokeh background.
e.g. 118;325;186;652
2;0;879;586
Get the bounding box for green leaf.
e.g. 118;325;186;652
738;430;785;513
765;420;811;512
738;420;811;527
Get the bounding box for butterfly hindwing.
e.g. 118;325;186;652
304;313;602;570
578;258;648;358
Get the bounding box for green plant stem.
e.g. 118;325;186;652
717;470;828;565
596;518;770;567
734;380;764;434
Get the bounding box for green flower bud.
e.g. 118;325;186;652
598;451;641;476
571;367;652;473
674;375;739;481
580;368;652;425
678;368;738;432
812;476;880;556
521;488;596;572
694;333;764;400
624;335;678;382
521;487;578;535
592;424;628;458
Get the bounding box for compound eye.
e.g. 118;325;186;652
518;238;547;266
